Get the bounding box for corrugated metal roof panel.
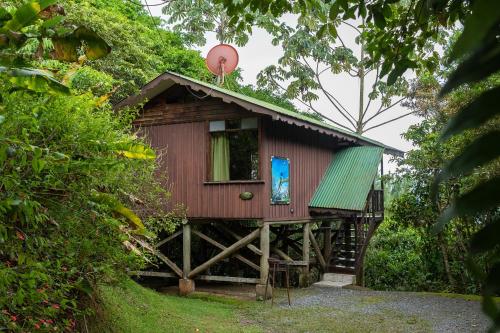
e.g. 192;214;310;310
309;146;383;211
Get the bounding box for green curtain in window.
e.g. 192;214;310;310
211;133;230;181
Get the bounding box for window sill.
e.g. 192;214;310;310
204;180;265;185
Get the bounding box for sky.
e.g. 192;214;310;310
142;2;421;171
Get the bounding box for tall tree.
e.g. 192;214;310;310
163;0;413;134
256;2;413;133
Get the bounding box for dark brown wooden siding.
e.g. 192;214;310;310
261;118;334;220
133;87;254;126
137;85;339;221
142;122;264;219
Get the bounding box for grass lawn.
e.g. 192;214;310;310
91;279;434;333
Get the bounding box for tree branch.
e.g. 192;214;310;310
363;96;407;126
341;20;361;34
363;110;417;132
362;64;380;118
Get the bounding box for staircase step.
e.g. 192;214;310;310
335;257;355;262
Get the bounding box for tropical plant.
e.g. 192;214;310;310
58;0;212;103
0;1;179;330
0;0;110;94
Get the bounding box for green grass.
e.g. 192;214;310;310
92;279;434;333
419;291;500;303
93;279;260;333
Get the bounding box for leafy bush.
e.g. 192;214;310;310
364;219;429;291
0;87;176;331
69;66;115;96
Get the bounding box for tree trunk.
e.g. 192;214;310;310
437;233;454;287
357;43;365;134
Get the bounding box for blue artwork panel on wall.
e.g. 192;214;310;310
271;156;290;204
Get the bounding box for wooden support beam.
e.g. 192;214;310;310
323;221;332;264
188;228;260;278
134;238;183;277
260;224;270;284
299;223;311;287
303;223;310;266
309;228;327;270
155;230;182;248
183;223;191;278
192;230;260;271
265;219;318;226
271;247;293;261
130;271;176;278
196;275;260;284
218;224;263;256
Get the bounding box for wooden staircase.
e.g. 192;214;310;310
326;190;384;281
328;222;358;274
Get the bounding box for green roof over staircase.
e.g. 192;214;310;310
309;146;384;211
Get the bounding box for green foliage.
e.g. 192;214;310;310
0;2;182;329
60;0;211;103
365;219;429;291
0;85;176;330
163;0;265;46
69;65;114;96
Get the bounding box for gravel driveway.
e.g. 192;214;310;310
282;286;491;333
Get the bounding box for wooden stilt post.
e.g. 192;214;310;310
256;223;271;300
183;222;191;277
323;221;332;265
179;219;194;296
299;222;310;287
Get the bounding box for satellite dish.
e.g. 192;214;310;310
205;44;239;85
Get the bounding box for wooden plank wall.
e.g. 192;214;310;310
136;86;337;221
136;91;264;219
144;123;264;219
261;118;334;220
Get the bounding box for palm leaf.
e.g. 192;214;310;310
441;86;500;140
0;66;70;94
433;177;500;233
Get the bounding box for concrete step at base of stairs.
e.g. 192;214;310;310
312;273;356;288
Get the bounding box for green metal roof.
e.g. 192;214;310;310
116;71;403;156
309;146;384;211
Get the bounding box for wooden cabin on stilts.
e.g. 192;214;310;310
115;72;403;299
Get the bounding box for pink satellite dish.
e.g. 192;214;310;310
205;44;239;84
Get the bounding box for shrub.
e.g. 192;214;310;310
364;219;429;291
70;66;115;96
0;87;176;331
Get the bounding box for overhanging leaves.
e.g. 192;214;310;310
433;177;500;233
470;217;500;254
434;131;500;186
449;0;500;61
441;33;500;96
441;86;500;140
0;0;57;32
